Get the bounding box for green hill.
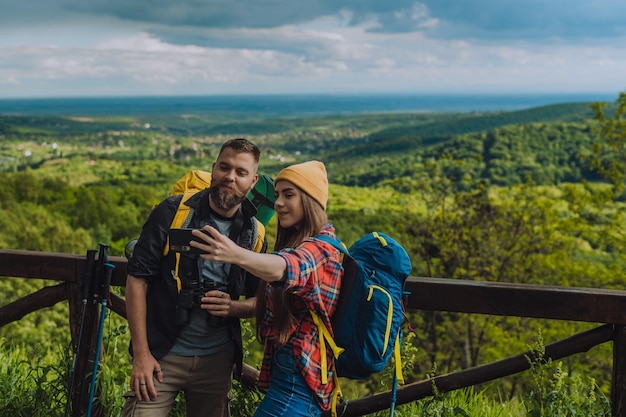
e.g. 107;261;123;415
329;121;602;188
0;101;610;190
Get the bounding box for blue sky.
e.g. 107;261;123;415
1;0;625;98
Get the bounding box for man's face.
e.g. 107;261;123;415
209;147;259;212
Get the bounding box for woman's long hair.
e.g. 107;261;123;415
255;189;328;347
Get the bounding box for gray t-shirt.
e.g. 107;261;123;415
169;215;233;356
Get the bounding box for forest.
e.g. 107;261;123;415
0;92;625;416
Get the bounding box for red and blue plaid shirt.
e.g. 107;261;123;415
257;224;343;411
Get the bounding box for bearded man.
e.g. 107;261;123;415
123;138;267;417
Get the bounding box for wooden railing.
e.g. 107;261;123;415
1;248;625;417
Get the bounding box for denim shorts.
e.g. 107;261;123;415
253;345;322;417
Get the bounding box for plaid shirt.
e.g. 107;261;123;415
257;224;343;411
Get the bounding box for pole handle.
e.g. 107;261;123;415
92;243;109;302
81;249;98;301
100;263;115;302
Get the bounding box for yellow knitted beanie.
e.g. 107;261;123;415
275;160;328;210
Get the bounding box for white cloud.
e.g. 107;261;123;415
0;0;625;97
96;32;204;53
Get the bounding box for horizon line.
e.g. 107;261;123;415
0;91;620;101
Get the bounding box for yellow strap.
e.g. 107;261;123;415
372;231;388;247
320;328;328;385
253;220;265;253
164;193;192;290
310;311;344;384
172;253;182;293
330;372;342;417
393;333;404;385
163;192;195;257
311;310;345;417
368;285;394;356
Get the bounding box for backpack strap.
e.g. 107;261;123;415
310;310;345;382
164;192;196;293
163;191;196;257
248;187;275;211
316;234;349;257
252;218;265;253
393;333;404;385
310;310;345;417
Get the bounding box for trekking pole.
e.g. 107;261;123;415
86;260;115;417
390;341;400;417
64;249;98;417
76;243;108;415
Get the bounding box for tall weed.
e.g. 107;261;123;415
525;333;610;417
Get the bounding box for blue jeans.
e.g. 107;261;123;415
253;345;322;417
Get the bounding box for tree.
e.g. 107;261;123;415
401;162;599;396
584;92;626;257
589;92;626;191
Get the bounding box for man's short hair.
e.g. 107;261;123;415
219;138;261;163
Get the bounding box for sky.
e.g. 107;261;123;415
1;0;625;98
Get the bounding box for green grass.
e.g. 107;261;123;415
0;341;66;416
0;327;611;417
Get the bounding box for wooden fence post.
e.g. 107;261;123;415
613;325;626;417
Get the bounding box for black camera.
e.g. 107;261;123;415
175;278;225;328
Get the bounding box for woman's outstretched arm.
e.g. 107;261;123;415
191;225;286;282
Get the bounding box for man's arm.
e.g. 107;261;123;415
229;296;256;318
126;274;162;400
201;292;257;318
126;274;150;356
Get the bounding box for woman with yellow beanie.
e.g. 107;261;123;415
191;160;343;416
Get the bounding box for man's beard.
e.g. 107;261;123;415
209;183;248;211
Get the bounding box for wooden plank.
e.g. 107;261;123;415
0;283;67;326
3;251;626;324
405;277;626;325
241;363;262;392
108;292;127;319
0;249;128;287
0;249;83;281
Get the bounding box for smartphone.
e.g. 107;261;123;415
169;228;210;254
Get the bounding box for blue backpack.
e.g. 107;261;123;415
313;232;412;415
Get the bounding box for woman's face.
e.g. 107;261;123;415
274;180;304;230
